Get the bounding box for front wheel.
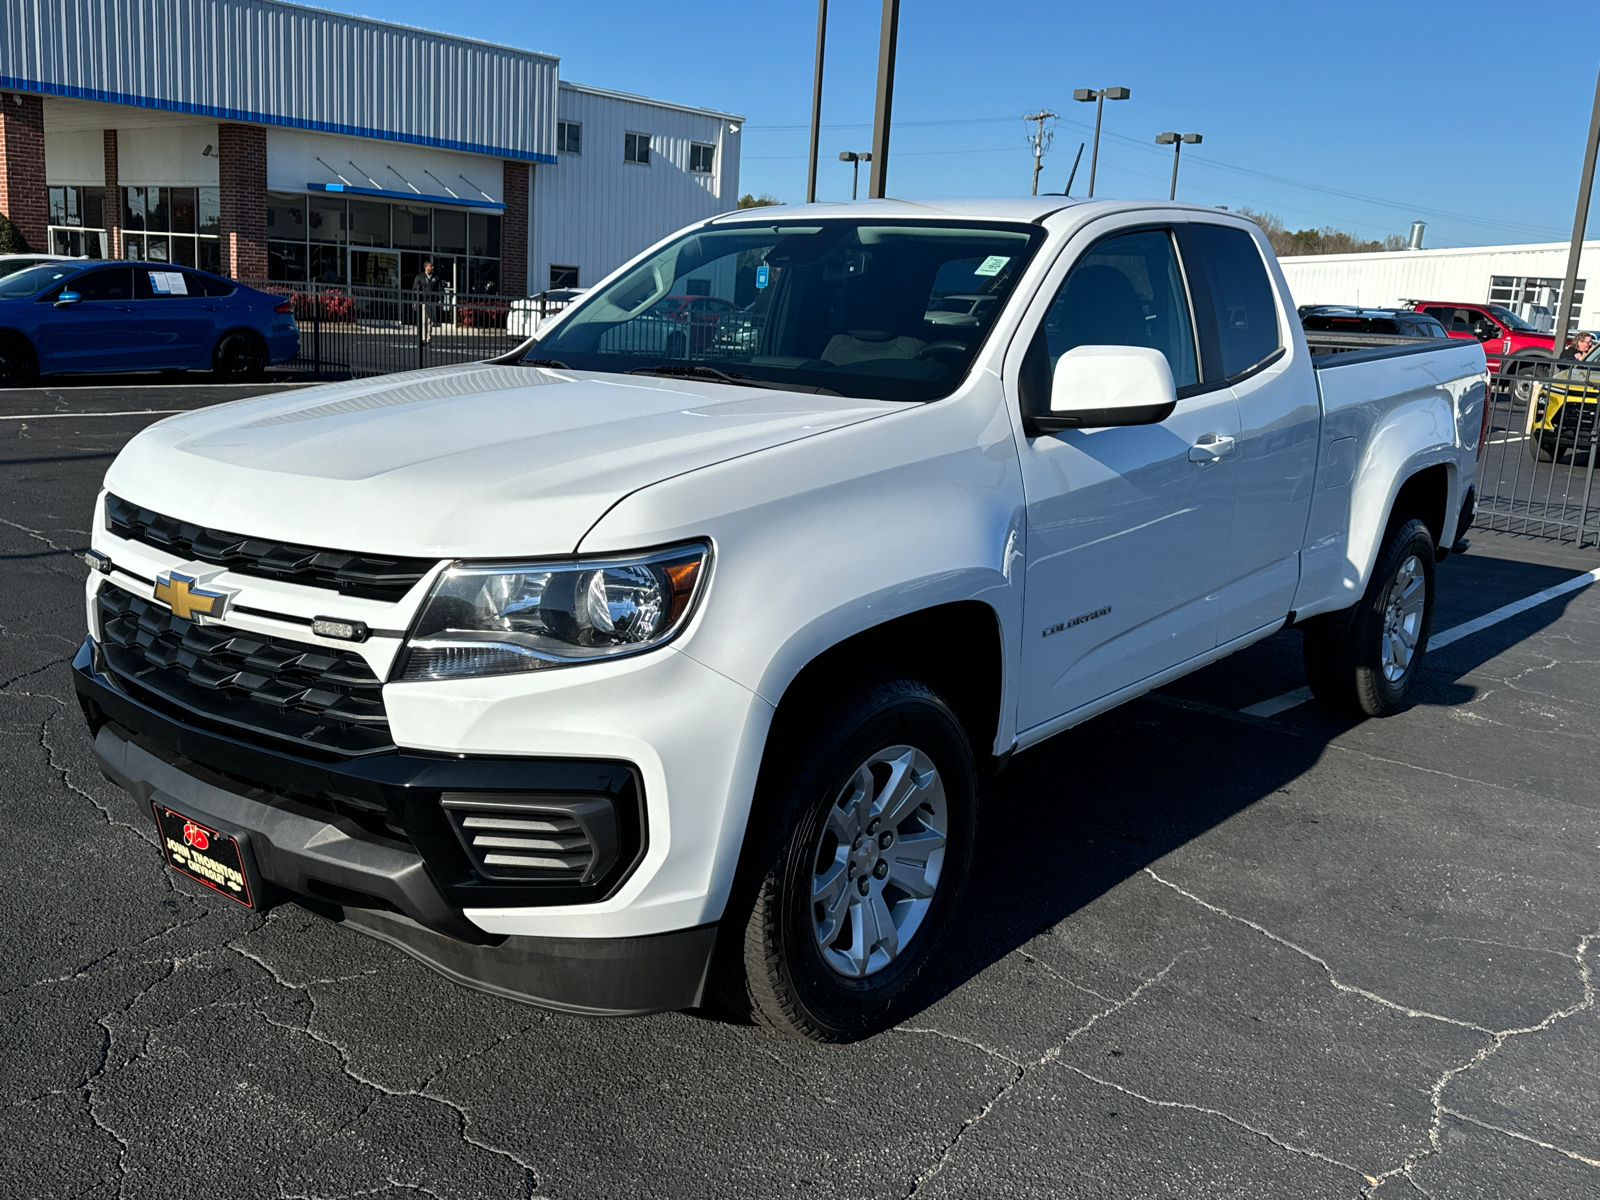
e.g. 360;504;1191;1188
0;332;39;386
212;331;267;382
712;677;977;1042
1304;518;1436;718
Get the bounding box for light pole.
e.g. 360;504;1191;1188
1023;110;1058;196
1552;65;1600;352
839;151;871;200
805;0;828;203
1155;132;1201;201
868;0;899;199
1071;86;1130;198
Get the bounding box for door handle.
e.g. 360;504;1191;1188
1188;434;1236;463
202;305;220;311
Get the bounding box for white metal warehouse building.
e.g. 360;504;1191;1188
0;0;743;297
1278;239;1600;335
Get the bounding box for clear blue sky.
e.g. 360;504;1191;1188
313;0;1596;250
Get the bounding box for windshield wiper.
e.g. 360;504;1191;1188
521;358;570;369
628;364;839;396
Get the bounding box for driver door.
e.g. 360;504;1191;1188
1010;221;1241;734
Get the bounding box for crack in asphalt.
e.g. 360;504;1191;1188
228;934;546;1199
897;955;1187;1196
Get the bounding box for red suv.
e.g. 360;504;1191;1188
1406;301;1555;375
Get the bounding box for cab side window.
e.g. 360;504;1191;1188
1184;223;1280;379
1038;228;1199;387
70;268;134;301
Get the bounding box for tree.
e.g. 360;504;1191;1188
737;193;782;209
1238;207;1404;257
0;212;31;254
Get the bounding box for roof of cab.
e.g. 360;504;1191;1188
707;197;1086;225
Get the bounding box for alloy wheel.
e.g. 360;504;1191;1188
1380;554;1427;682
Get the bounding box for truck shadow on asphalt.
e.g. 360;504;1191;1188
910;586;1585;1016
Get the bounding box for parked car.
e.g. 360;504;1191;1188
77;199;1485;1042
0;252;77;280
1299;305;1448;339
1526;340;1600;461
924;293;999;327
507;287;587;339
0;261;298;383
1406;300;1555;388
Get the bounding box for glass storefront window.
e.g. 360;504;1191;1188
469;257;500;296
146;188;170;233
347;200;389;246
308;197;346;244
198;187;220;236
351;249;400;289
434;210;466;257
123;188;147;232
267;193;306;237
469;213;501;259
309;243;346;284
170;188;197;235
393;204;431;249
199;239;221;276
49;186;105;230
270;240;308;282
145;235;171;263
173;238;196;268
50;228;106;258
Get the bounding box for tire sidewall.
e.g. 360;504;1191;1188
214;331;266;381
763;687;976;1038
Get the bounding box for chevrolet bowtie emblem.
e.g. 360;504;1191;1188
153;572;232;622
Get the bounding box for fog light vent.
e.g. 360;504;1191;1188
440;793;619;884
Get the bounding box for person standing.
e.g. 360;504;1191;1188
412;259;439;343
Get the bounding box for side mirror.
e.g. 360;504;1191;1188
1028;345;1178;434
54;290;82;308
1473;322;1497;341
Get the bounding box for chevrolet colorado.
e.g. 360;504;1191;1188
75;198;1487;1042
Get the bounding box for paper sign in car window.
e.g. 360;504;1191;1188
755;265;770;289
149;271;188;295
973;256;1010;277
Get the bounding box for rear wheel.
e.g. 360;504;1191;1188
0;332;38;386
1304;518;1435;718
1529;434;1558;463
212;331;267;382
711;676;977;1042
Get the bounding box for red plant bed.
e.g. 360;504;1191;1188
457;302;509;329
288;290;357;323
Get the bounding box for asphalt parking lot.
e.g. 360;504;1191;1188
3;384;1598;1200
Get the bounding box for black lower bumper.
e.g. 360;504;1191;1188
77;643;716;1017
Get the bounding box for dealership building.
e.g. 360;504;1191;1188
0;0;743;296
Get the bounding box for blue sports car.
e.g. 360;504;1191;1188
0;261;298;384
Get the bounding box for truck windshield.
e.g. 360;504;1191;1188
524;219;1045;402
1484;304;1541;333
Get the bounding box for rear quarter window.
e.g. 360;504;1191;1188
1185;224;1281;379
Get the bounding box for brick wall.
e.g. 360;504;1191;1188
502;160;528;297
217;123;267;279
103;129;121;258
0;93;48;251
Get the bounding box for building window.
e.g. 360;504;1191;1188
624;132;651;165
557;121;582;155
549;265;579;290
689;143;715;174
119;187;220;271
47;185;108;258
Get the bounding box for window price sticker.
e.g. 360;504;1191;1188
148;271;188;295
973;255;1010;277
755;265;770;289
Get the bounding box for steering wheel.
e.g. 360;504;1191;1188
917;341;967;361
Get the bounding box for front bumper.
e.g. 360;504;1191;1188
74;640;717;1016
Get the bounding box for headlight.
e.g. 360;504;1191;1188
397;543;709;681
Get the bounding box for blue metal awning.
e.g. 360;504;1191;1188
306;183;504;211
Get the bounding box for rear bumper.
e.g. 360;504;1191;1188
75;642;716;1016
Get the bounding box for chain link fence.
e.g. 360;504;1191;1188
1475;359;1600;549
243;282;576;380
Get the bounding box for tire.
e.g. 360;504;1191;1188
1529;434;1558;463
710;676;978;1042
0;331;39;386
1303;518;1435;718
212;331;268;382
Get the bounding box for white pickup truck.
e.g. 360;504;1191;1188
76;198;1486;1042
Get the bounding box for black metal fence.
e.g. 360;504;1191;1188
1475;359;1600;548
244;282;576;380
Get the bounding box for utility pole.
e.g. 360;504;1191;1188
1552;64;1600;353
867;0;899;199
1155;132;1202;201
1072;86;1130;198
1023;110;1058;196
839;151;871;200
805;0;828;203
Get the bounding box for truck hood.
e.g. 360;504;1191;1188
105;363;911;558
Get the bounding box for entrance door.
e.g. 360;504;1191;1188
1013;224;1241;733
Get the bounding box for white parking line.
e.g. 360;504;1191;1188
1238;566;1600;717
0;409;187;420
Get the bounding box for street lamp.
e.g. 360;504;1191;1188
839;151;871;200
1155;132;1201;201
1072;86;1130;199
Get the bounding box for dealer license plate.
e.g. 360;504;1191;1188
150;803;256;908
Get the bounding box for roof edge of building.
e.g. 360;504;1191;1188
559;80;744;124
1280;238;1600;264
256;0;561;65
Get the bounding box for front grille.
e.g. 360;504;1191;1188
104;493;436;602
441;794;620;884
96;582;392;754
